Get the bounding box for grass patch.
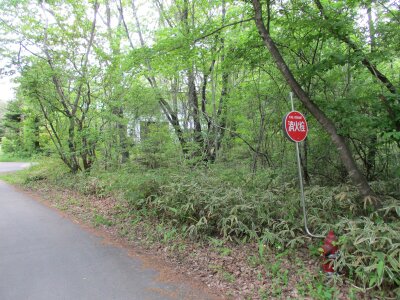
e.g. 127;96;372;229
92;214;113;227
0;172;26;184
0;154;32;162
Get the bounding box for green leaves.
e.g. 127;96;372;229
335;212;400;291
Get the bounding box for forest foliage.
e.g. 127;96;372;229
0;0;399;297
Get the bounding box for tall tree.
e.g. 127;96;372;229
2;0;100;172
313;0;400;134
104;0;130;164
251;0;376;201
118;0;189;154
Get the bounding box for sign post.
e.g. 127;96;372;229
283;93;323;239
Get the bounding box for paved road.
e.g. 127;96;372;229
0;163;211;300
0;162;34;173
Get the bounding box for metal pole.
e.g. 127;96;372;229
290;93;324;239
290;92;295;111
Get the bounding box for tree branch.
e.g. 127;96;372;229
72;1;98;115
117;0;135;49
194;17;254;43
313;0;398;96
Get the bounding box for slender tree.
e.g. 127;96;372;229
251;0;376;201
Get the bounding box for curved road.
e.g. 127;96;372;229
0;163;213;300
0;162;34;173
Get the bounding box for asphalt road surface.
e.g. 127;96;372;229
0;163;212;300
0;162;34;173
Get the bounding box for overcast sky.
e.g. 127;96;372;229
0;76;16;103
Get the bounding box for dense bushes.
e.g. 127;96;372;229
126;168;399;294
336;216;400;291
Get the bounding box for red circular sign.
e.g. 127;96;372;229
282;111;308;142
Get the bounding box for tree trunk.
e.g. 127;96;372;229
252;0;375;200
365;0;377;180
188;70;203;147
302;138;311;185
118;108;130;164
183;0;204;157
215;0;228;154
106;1;129;164
33;116;40;152
68;117;80;173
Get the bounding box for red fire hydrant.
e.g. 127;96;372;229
320;230;339;274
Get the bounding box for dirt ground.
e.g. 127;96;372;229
17;183;361;300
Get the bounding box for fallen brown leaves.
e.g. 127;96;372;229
19;181;356;300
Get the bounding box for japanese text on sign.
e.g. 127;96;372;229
287;121;306;132
282;111;308;143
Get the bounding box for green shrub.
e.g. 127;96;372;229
120;165;399;294
126;167;305;243
335;201;400;293
1;137;18;154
